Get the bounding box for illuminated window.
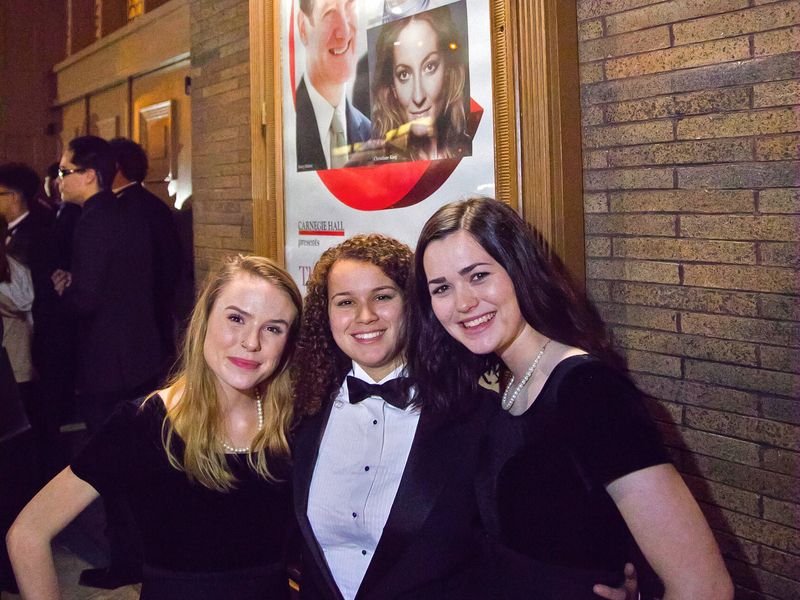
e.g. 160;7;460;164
128;0;144;20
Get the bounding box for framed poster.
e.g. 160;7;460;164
251;0;584;287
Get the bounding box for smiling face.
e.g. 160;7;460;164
299;0;358;104
392;19;445;123
423;230;531;358
327;259;405;381
203;273;298;401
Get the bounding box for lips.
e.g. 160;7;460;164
228;357;260;370
330;40;351;56
352;330;385;342
461;312;495;329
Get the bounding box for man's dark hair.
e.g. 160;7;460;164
109;137;148;183
46;162;60;180
0;163;41;206
67;135;117;190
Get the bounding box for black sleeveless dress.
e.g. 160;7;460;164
477;356;669;599
71;396;292;599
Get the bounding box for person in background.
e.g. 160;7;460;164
8;255;302;600
51;135;164;588
110;137;183;375
410;197;734;599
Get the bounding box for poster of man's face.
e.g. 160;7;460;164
293;0;471;172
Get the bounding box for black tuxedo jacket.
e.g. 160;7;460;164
292;388;500;600
64;191;164;394
295;77;372;172
117;182;182;362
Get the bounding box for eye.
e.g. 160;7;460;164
334;299;354;307
264;325;284;335
394;68;410;83
375;293;395;302
470;271;490;283
423;58;440;74
429;284;449;296
227;313;244;324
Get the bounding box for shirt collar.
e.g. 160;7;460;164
305;76;348;168
6;211;29;231
113;181;138;195
349;361;407;385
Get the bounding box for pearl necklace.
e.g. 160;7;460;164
221;389;263;454
501;339;551;412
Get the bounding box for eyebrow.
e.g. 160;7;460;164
224;305;291;326
427;262;491;285
330;285;398;300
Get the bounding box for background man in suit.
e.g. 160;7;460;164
110;137;182;375
296;0;371;171
53;135;162;589
0;163;62;480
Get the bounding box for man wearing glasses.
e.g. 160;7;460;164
52;135;164;590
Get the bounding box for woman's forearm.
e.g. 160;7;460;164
6;523;62;600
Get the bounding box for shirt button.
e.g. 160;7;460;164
352;512;357;518
361;550;367;556
373;419;378;425
364;466;370;472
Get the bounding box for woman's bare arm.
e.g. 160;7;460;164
7;467;99;600
607;463;733;600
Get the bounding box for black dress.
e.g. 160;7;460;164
477;355;669;599
71;396;292;599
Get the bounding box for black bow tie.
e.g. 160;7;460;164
346;376;411;410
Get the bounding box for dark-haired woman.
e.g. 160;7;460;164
291;234;637;600
409;197;733;599
8;255;302;599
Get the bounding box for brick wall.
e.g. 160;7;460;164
577;1;799;598
190;0;253;281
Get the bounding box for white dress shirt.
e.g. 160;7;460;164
305;78;348;169
307;362;420;600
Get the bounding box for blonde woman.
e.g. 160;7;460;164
8;255;302;600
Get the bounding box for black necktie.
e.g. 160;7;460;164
346;376;411;410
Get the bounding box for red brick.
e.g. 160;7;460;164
611;281;759;317
681;215;800;241
614;327;759;365
673;1;800;44
605;37;750;80
605;0;750;36
685;358;799;396
755;25;800;56
683;264;798;294
685;406;800;450
613;237;756;263
587;258;680;283
636;373;761;414
609;189;754;213
585;213;676;235
580;26;671;62
603;304;679;331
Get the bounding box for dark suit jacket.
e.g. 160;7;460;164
117;182;182;363
292;388;499;600
64;191;164;394
296;77;372;172
5;211;60;370
53;202;82;271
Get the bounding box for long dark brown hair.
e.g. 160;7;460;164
407;196;624;410
292;234;413;418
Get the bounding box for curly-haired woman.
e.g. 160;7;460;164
9;256;302;600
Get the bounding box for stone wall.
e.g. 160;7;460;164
190;0;254;281
577;1;799;598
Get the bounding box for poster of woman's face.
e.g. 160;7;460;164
364;2;471;165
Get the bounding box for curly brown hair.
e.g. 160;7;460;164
293;234;413;417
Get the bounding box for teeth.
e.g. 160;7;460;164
331;42;349;55
354;331;384;340
463;313;495;328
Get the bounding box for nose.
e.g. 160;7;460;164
454;285;478;313
356;302;378;323
240;327;261;352
331;7;348;39
412;76;427;108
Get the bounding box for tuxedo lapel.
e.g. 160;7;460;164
356;407;460;598
293;401;344;600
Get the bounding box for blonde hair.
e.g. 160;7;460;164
156;255;302;492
